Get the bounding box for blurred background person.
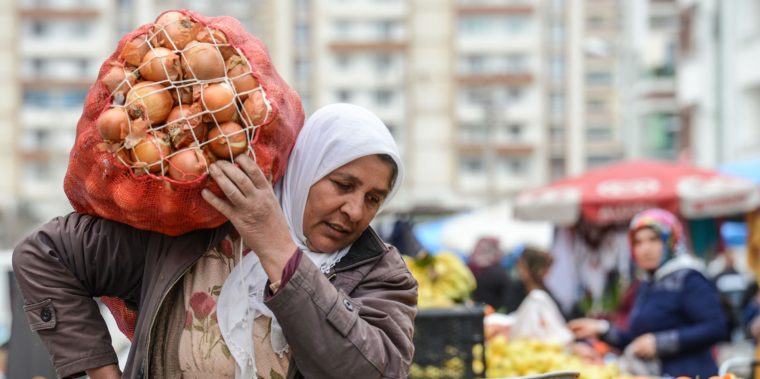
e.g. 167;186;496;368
569;208;726;377
517;246;582;322
469;237;522;313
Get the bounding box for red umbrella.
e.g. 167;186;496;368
514;160;760;225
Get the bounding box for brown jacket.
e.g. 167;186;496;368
12;213;417;378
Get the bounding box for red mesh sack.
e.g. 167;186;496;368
64;9;303;236
64;10;303;340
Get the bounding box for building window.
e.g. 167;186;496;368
505;54;526;73
506;88;523;103
505;16;530;33
335;20;351;38
459;124;488;143
337;90;353;102
295;59;310;79
587;155;616;168
295;23;310;45
375;54;392;72
374;89;393;105
586;127;613;141
31;21;49;36
336;54;351;69
23;90;51;107
63;89;88;107
497;157;525;175
78;59;90;76
466;55;485;74
509;124;522;138
71;21;90;37
586;98;607;112
550;157;565;180
551;22;564;43
587;16;605;30
376;20;398;40
460;155;484;174
550;57;564;80
550;92;564;114
549;124;564;142
21;129;50;150
586;71;612;85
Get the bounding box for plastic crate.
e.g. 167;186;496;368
411;306;485;379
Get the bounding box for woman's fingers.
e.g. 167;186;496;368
208;162;259;205
236;155;270;189
202;188;235;218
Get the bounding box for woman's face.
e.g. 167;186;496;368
632;227;665;271
302;155;394;253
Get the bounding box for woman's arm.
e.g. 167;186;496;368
12;213;151;379
654;271;727;357
265;248;417;379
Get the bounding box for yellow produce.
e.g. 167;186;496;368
484;337;622;378
403;252;476;308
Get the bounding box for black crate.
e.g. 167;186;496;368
411;306;485;379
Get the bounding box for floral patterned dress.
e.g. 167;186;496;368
178;234;291;379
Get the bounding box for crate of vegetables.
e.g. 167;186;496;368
64;9;303;236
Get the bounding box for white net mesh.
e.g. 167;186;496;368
101;13;273;181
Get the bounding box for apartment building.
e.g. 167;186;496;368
7;0;117;248
677;0;760;167
0;0;19;247
268;0;549;210
622;0;680;161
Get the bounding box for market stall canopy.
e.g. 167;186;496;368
413;201;553;255
514;160;760;226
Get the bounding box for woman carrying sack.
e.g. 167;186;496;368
13;103;417;379
569;208;725;377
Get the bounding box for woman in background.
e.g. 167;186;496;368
570;208;725;377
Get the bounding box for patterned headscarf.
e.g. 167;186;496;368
628;208;684;266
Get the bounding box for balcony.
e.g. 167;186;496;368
19;8;99;18
456;0;534;15
456;73;533;86
329;41;407;52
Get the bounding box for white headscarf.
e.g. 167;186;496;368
217;103;404;378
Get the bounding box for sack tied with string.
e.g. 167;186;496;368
64;9;304;237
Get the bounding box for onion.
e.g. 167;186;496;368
115;147;134;166
242;90;269;126
152;11;201;50
172;84;196;104
168;147;208;181
139;47;181;82
96;107;131;142
166;103;207;148
202;145;220;164
130;131;171;173
200;83;237;123
120;36;151;67
197;28;236;61
207;121;248;159
126;81;174;125
226;55;259;100
95;106;149;147
102;62;138;97
181;41;225;80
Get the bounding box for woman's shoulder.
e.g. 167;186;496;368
655;266;713;293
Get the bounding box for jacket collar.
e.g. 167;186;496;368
652;253;704;281
334;227;387;271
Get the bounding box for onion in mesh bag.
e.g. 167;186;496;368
64;9;304;237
